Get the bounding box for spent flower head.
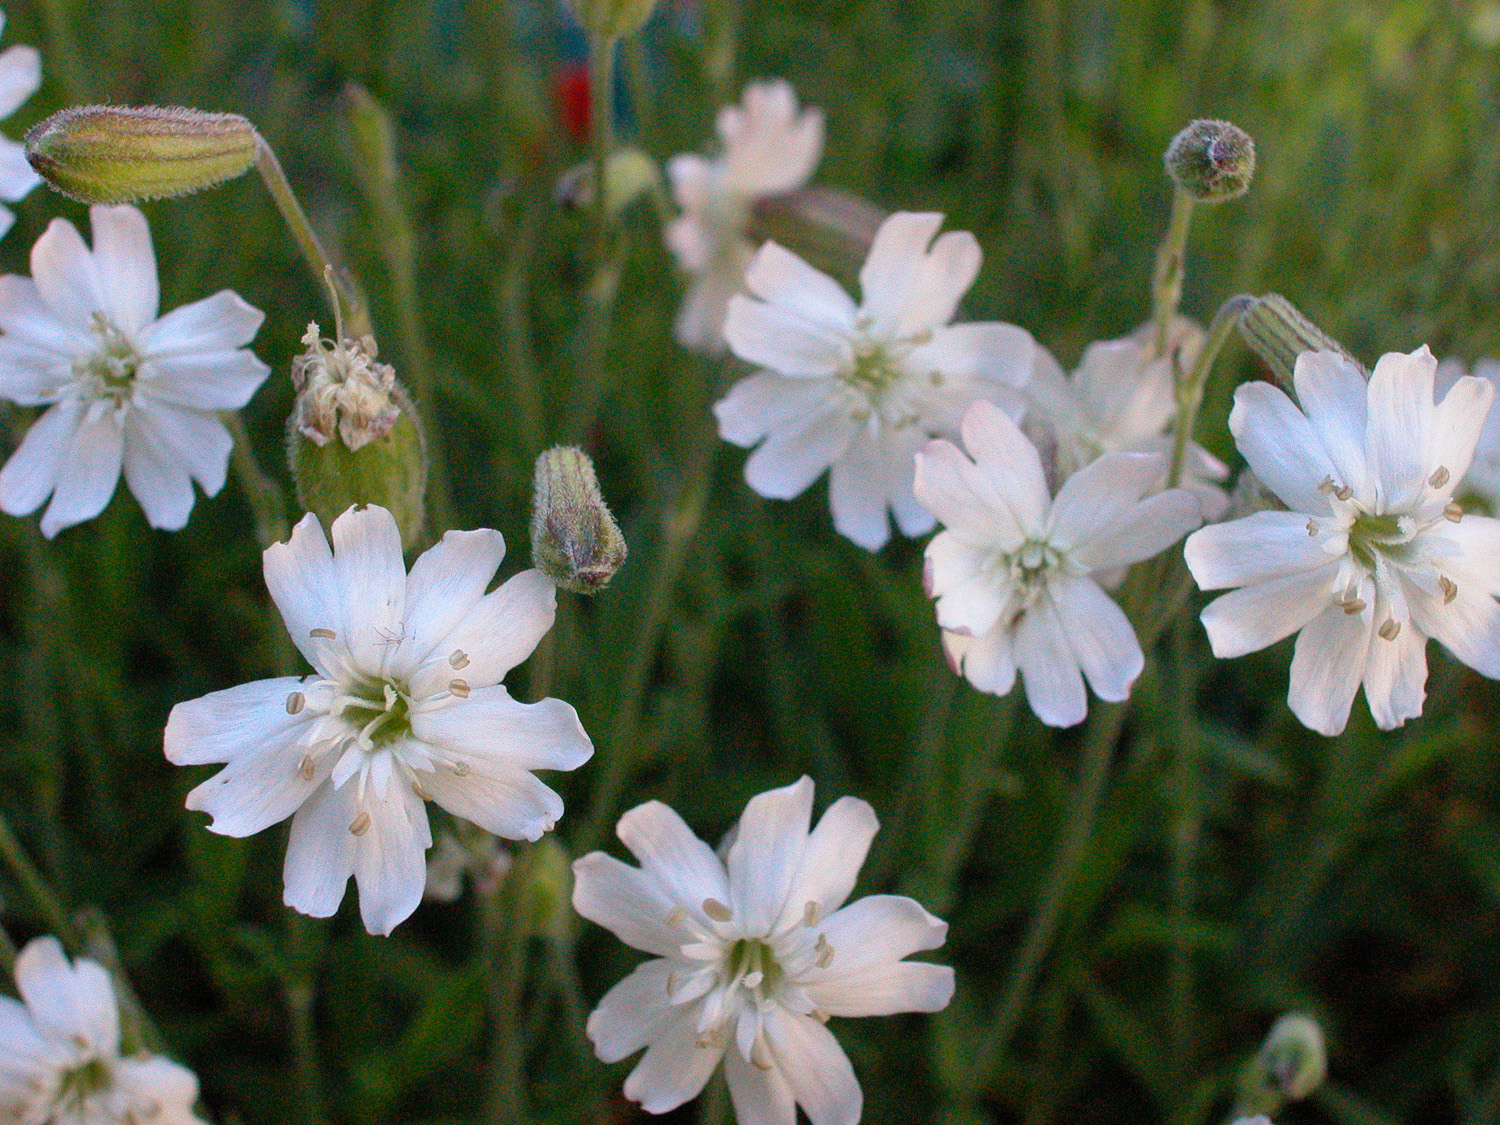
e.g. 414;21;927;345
164;504;594;935
0;10;39;239
573;777;953;1124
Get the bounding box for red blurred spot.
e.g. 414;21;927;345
556;63;591;140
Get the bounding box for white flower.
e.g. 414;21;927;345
1183;347;1500;736
1438;357;1500;511
716;211;1040;551
423;829;511;903
666;80;823;352
164;504;594;935
1025;317;1230;520
0;936;206;1125
0;12;40;240
573;777;953;1125
0;205;269;537
913;400;1202;727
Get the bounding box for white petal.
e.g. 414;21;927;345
131;401;233;495
723;293;851;378
1440;515;1500;597
959;400;1050;534
330;505;409;671
912;438;1022;546
815;894;947;972
674;248;750;353
112;1056;203;1122
728;777;814;934
1047;450;1162;551
622;1005;722;1113
89;205;159;332
1015;598;1087;728
1430;374;1495;491
806;962;954;1018
828;428;896;551
742;403;855;502
0;334;71;404
264;513;340;670
0;44;40;120
933;570;1008;638
121;407;197;530
715;372;833;448
947;626;1017;697
1046;574;1144;704
0;273;91;357
784;797;878;920
412;568;555;696
742;243;856;332
39;404;123;537
722;80;823;197
0;136;38;203
1184;511;1339;590
617;800;731;918
136;349;270;412
1229;381;1336;515
585;958;677;1062
30;217;102;331
724;1041;798;1125
1362;621;1428;730
283;780;357;920
1198;564;1338;659
351;781;432;935
399;528;508;665
1415;583;1500;679
411;689;592;774
858;212;943;328
15;938;120;1055
139;289;266;354
1074;488;1201;572
572;854;683;957
1365;346;1435;511
1292;350;1370;499
895;229;981;337
165;677;310;766
903;322;1035;389
761;1007;862;1125
419;751;565;841
1287;608;1373;736
0;399;81;517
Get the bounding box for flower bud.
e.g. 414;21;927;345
530;446;628;594
748;187;888;279
1257;1013;1327;1100
570;0;658;41
341;84;399;193
26;105;257;204
525;837;576;944
554;147;660;219
1239;293;1363;388
287;323;427;549
1164;119;1256;203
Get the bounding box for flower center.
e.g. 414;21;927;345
336;678;414;749
57;1057;112;1108
1345;510;1414;571
75;314;139;402
724;937;784;996
843;342;904;395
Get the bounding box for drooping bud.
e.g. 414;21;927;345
555;147;660;218
1164;119;1256;203
530;447;628;594
287;323;427;549
1239;293;1363;389
1234;1012;1328;1117
25;105;258;204
748;187;887;280
570;0;658;41
341;84;399;194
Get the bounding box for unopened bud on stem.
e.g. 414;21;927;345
570;0;658;41
1234;1012;1328;1118
1239;293;1363;388
531;447;627;594
1165;119;1256;203
26;105;257;204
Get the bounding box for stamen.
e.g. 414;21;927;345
1430;466;1451;488
665;906;687;927
742;971;764;989
751;1037;774;1070
803;901;821;927
1335;484;1353;502
286;691;306;715
1446;502;1464;522
667;971;677;996
815;933;834;969
1341;598;1367;615
1306;519;1318;537
297;754;315;780
1378;619;1401;641
1317;476;1337;494
702;898;733;922
412;780;431;801
451;761;471;777
1441;575;1458;604
310;628;335;640
449;650;470;669
349;811;372;836
449;679;470;699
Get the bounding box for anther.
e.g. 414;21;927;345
667;972;677;996
803;901;821;927
815;933;834;968
349;811;372;836
310;628;335;639
1335;485;1353;502
451;761;471;777
702;898;733;922
1318;476;1337;494
449;679;470;699
1341;598;1367;615
449;650;470;669
286;691;305;715
1306;519;1318;537
664;906;687;927
1430;466;1451;488
751;1038;774;1070
297;755;315;780
1446;502;1464;522
1441;575;1458;604
1378;618;1401;641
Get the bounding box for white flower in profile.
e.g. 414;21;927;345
0;11;40;240
0;936;206;1125
716;211;1040;551
1026;317;1230;519
665;79;823;351
1184;347;1500;736
1437;357;1500;511
914;400;1202;727
164;504;593;935
573;777;953;1125
0;204;270;537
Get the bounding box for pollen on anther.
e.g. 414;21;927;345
310;628;335;640
1446;502;1464;522
449;679;471;698
1335;484;1354;502
452;761;471;777
449;650;470;669
297;755;315;780
1306;519;1318;537
1430;465;1451;488
702;898;733;922
1441;575;1459;604
286;691;305;715
815;932;834;968
349;811;372;836
1341;598;1367;615
803;900;821;926
1378;618;1402;641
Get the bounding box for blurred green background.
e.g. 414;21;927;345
3;0;1500;1123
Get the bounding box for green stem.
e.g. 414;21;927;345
283;913;327;1125
1166;294;1252;488
0;805;76;947
485;854;533;1125
1166;617;1200;1085
961;699;1130;1103
1151;185;1197;358
225;412;289;548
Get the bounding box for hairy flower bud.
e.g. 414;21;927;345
570;0;658;41
1164;119;1256;203
341;84;398;193
25;104;257;204
530;446;627;594
287;324;427;549
1239;293;1363;389
1234;1012;1328;1117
